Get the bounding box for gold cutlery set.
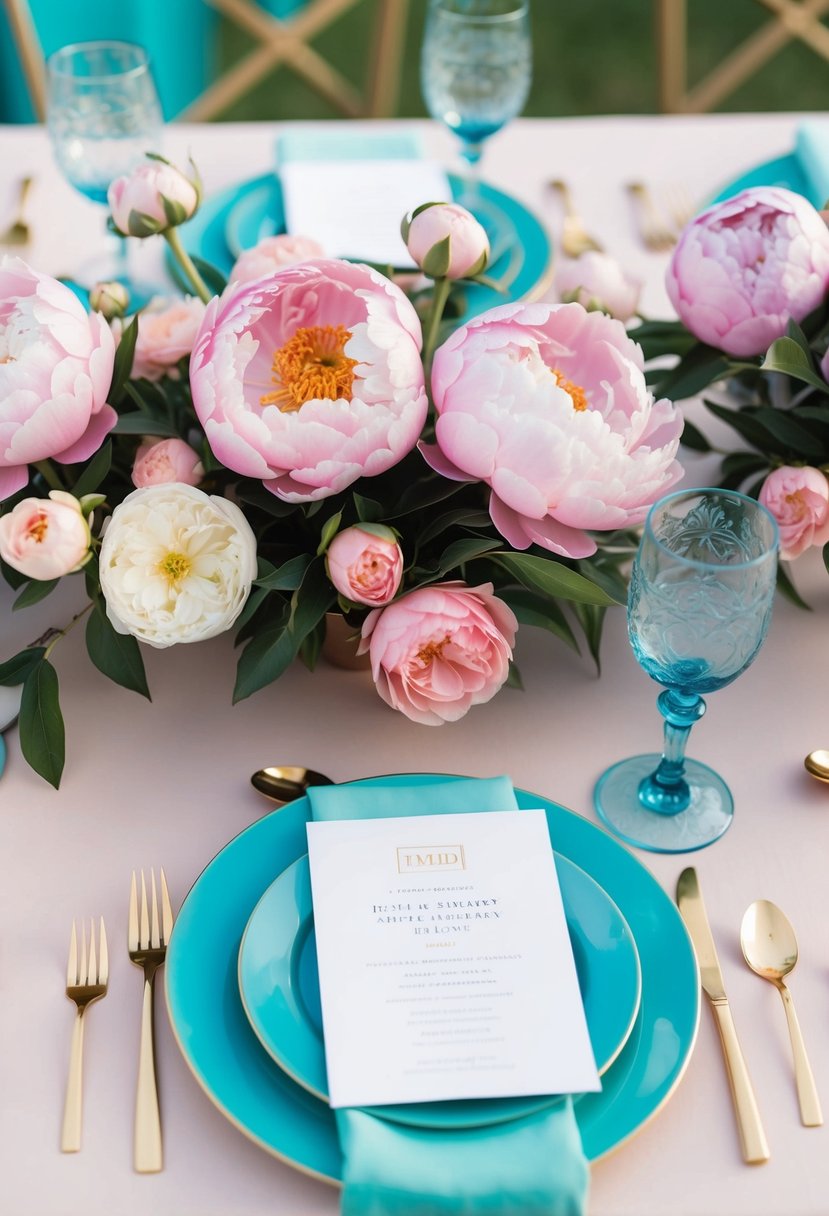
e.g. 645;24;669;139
61;868;173;1173
677;867;822;1166
0;175;33;248
549;178;693;256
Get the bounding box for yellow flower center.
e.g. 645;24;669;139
550;366;589;412
417;634;450;666
260;324;359;412
158;551;191;586
27;514;48;543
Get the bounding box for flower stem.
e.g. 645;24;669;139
39;602;94;661
422;276;452;374
33;461;64;492
164;227;212;304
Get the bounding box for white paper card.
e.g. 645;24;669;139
306;809;600;1108
280;159;452;267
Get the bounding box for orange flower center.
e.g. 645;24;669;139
784;490;808;521
27;514;48;543
550;366;589;412
260;324;358;412
417;634;450;666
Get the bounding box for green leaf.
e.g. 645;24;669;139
630;318;698;361
417;509;493;547
497;587;580;653
112;411;179;438
71;440;112;498
13;578;58;610
785;317;813;358
571;603;607;673
492;552;620;606
316;511;343;556
776;561;811;611
434;536;502;574
749;407;826;460
653;343;731;401
0;646;46;686
505;659;524;691
233;584;270;636
0;556;27;590
236;481;298;517
353;493;385;523
191;254;228;297
387;476;467;518
298;617;325;672
85;606;151;698
421;235;451;278
761;337;828;393
109;315;139;400
19;659;65;788
255;553;313;591
679;419;712;452
704;401;779;453
824;540;829;579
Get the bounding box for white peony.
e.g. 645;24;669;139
99;484;258;648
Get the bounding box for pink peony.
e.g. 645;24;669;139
359;581;517;725
0;490;91;579
758;465;829;560
189;258;428;502
666;187;829;358
117;295;206;382
326;524;403;606
402;202;489;280
230;235;325;284
108;156;199;238
555;251;642;322
422;301;683;558
0;257;116;501
131;437;204;488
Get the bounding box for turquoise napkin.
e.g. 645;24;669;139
306;776;590;1216
795;121;829;208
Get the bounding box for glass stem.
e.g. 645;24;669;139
459;141;483;207
638;689;706;815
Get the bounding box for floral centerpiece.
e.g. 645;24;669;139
0;155;685;786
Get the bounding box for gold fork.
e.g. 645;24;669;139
549;179;604;258
627;181;676;252
0;176;34;247
61;918;108;1152
128;869;173;1173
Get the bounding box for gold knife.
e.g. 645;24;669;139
676;867;770;1165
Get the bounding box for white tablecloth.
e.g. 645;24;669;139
3;114;829;1216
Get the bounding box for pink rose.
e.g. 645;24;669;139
326;525;402;606
117;295;206;382
131;437;204;488
0;491;91;579
359;581;517;725
422;301;683;558
402;202;489;280
0;257;116;501
190;258;428;502
555;251;642;322
230;235;325;284
758;465;829;560
108;156;199;238
666;187;829;358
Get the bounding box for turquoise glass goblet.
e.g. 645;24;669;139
594;488;779;854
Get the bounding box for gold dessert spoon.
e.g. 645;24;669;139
804;750;829;783
250;765;334;805
740;900;823;1126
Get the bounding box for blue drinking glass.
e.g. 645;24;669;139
421;0;531;185
594;488;779;854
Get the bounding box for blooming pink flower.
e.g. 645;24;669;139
190;258;428;502
0;257;116;501
326;525;402;606
422;301;683;558
117;295;206;382
403;202;489;280
359;581;516;725
131;437;204;488
108;157;199;238
230;235;325;284
555;251;642;322
666;187;829;358
0;490;91;579
758;465;829;560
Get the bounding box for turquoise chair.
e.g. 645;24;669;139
0;0;218;121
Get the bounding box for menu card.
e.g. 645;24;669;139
306;809;600;1108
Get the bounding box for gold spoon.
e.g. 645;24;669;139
0;175;33;247
740;900;823;1126
804;750;829;783
250;765;334;805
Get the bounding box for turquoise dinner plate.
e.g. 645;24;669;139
237;852;641;1130
165;775;700;1184
710;153;812;207
173;173;553;322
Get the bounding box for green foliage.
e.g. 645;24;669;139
19;659;65;788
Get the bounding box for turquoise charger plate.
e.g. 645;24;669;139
172;173;553;321
237;852;641;1129
709;153;812;207
165;775;700;1184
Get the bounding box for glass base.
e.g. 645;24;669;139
593;753;733;854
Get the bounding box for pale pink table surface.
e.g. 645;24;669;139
3;115;829;1216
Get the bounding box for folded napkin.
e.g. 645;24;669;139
306;776;590;1216
795;121;829;208
276;129;423;165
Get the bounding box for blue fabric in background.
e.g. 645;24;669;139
0;0;218;121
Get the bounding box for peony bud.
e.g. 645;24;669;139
555;252;642;322
108;154;200;239
89;279;130;319
326;524;403;607
401;202;489;280
0;491;92;580
758;465;829;560
131;437;204;488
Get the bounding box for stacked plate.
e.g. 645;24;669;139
165;774;700;1185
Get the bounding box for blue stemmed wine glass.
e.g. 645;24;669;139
46;41;163;299
594;488;779;854
421;0;532;190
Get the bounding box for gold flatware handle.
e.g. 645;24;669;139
60;1010;86;1152
778;983;823;1126
134;973;162;1172
711;1000;770;1163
